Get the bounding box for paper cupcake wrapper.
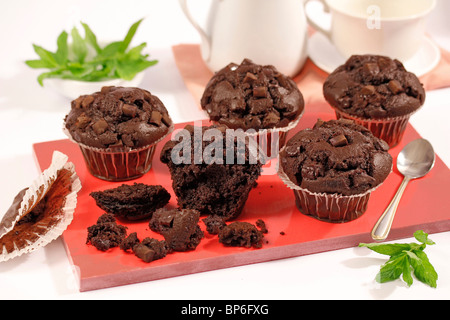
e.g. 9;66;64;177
243;109;304;159
63;123;173;181
0;151;82;262
277;146;389;223
332;107;420;148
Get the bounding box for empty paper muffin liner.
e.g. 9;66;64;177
277;148;386;223
0;151;81;262
332;107;421;148
63;124;173;181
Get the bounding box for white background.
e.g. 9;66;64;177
0;0;449;300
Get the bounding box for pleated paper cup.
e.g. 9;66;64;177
245;110;304;159
332;107;421;148
0;151;82;262
63;124;173;181
277;148;388;223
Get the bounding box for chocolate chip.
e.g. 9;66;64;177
122;104;138;117
360;85;376;95
142;90;152;101
92;119;108;135
161;113;172;127
329;134;348;147
72;96;83;109
81;95;94;108
253;86;267;98
100;86;114;94
75;112;91;129
363;63;380;76
133;243;155;263
149;110;162;125
262;112;280;128
377;57;391;69
388;80;403;94
275;73;288;88
314;119;325;128
243;72;257;84
249;98;272;115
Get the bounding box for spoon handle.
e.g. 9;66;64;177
371;176;411;241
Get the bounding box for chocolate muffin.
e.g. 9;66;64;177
278;119;393;222
201;59;305;156
149;208;204;252
90;183;171;220
323;55;425;147
64;86;173;181
160;123;263;221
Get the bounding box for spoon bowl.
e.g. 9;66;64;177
397;139;435;178
371;138;435;241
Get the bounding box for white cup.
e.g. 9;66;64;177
179;0;309;77
304;0;436;62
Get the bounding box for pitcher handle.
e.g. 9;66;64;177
304;0;332;40
178;0;212;62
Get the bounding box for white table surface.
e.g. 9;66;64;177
0;0;449;300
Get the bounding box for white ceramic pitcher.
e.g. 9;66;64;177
179;0;308;77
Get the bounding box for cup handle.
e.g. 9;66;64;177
304;0;332;40
178;0;211;62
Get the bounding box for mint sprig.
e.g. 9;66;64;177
25;19;157;86
359;230;438;288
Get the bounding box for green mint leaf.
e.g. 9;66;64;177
99;41;122;58
126;42;147;60
376;253;407;284
25;59;54;69
32;44;58;68
408;250;438;288
359;230;438;288
414;230;435;245
36;69;63;86
54;31;69;65
81;22;101;54
71;26;88;63
118;18;143;53
358;242;413;256
116;58;157;80
401;259;414;287
27;19;157;85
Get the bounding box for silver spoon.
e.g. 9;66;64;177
371;138;435;241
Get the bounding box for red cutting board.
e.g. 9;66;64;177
33;112;450;292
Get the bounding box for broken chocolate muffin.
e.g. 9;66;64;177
132;237;169;263
86;213;127;251
202;215;227;235
201;58;304;130
218;221;264;249
90;183;171;220
160;123;263;221
149;208;204;252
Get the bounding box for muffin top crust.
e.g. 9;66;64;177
201;59;304;130
64;86;172;149
323;55;425;119
279;119;393;196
